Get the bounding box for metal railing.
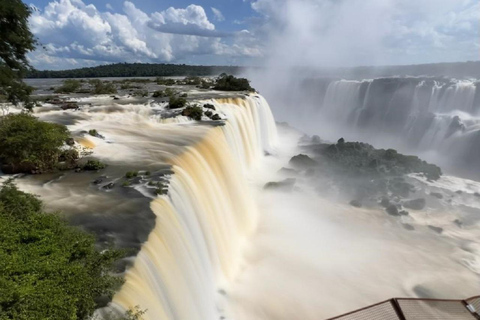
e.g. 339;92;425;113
326;296;480;320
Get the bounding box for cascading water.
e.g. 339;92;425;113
104;95;278;320
258;76;480;176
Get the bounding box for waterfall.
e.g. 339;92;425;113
263;76;480;174
104;95;277;320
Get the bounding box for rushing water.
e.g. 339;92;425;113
253;76;480;177
5;88;480;320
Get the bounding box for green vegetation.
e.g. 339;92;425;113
54;79;82;93
125;171;138;179
82;159;106;171
144;171;151;176
0;181;124;320
0;113;70;173
168;96;187;109
89;79;117;95
132;90;148;97
0;0;37;111
27;63;240;79
318;138;442;180
89;129;99;137
155;78;176;86
214;73;255;92
181;105;203;121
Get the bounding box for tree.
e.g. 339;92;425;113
0;0;37;111
0;113;70;173
0;181;125;320
213;73;255;92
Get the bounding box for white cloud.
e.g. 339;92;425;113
28;0;257;69
249;0;480;67
211;7;225;22
105;3;113;11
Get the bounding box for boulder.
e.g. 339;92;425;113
430;192;443;199
211;114;221;121
349;200;362;208
289;154;317;169
403;198;426;210
386;204;399;216
264;178;296;192
428;225;443;234
60;102;79;110
403;224;415;231
65;137;75;146
203;103;216;110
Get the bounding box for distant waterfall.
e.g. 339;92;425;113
264;76;480;173
107;95;277;320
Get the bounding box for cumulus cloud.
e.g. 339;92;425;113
27;0;257;69
211;7;225;22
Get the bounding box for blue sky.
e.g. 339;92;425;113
26;0;480;70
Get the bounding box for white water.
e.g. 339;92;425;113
253;76;480;176
98;95;278;320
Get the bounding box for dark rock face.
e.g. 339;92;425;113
102;182;115;190
264;178;296;192
428;225;443;234
349;200;362;208
430;192;443;199
65;137;75;146
289;154;317;169
203;103;216;110
403;223;415;231
60;102;79;110
403;198;426;210
453;219;463;227
386;204;399;216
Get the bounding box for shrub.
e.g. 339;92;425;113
213;73;255;92
125;171;138;179
155;78;176;86
181;105;203;121
54;79;82;93
152;90;164;98
0;113;70;173
89;129;99;137
168;96;187;109
0;181;124;319
133;90;148;97
82;159;106;171
90;79;117;95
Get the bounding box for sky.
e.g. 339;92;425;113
26;0;480;70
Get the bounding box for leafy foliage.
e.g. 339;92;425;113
0;113;70;173
82;160;106;171
89;79;117;95
318;138;442;180
213;73;255;92
168;95;187;109
0;181;124;320
54;79;82;93
181;105;203;121
0;0;37;110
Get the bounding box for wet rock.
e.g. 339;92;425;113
403;198;426;210
289;154;317;169
430;192;443;199
349;200;362;208
93;177;104;185
60;102;79;110
203;103;216;110
204;110;213;118
456;190;463;194
453;219;463;228
264;178;296;192
380;197;390;208
386;204;399;216
211;114;221;121
102;182;115;190
428;225;443;234
399;210;409;216
403;223;415;231
65;137;75;146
